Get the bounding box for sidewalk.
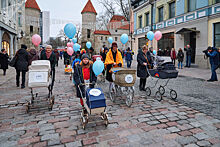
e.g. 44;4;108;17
177;67;220;84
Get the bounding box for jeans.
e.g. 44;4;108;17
127;60;132;68
178;62;183;69
210;65;218;81
186;55;191;67
16;70;26;87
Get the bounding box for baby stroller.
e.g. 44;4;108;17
26;60;55;113
78;81;108;130
145;56;178;101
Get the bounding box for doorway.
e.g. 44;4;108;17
189;32;196;63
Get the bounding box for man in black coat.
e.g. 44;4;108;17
0;49;9;75
184;44;192;68
15;44;29;89
137;45;152;91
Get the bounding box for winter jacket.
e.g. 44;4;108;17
105;49;123;67
177;51;184;62
170;50;176;59
0;53;9;69
74;61;97;98
206;48;220;68
54;49;60;61
137;50;152;78
184;47;192;56
15;49;29;71
40;52;57;70
28;49;39;65
125;51;133;61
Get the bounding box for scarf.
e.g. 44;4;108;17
46;51;52;59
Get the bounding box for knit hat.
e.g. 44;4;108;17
81;54;89;60
112;42;118;47
21;44;27;50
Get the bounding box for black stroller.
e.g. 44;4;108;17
145;56;178;101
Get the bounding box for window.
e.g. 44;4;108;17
188;0;196;12
158;7;164;22
105;37;107;40
115;37;118;41
145;13;149;26
87;29;91;38
138;15;142;28
30;26;33;33
2;41;10;55
169;2;175;18
115;30;118;32
101;36;103;40
214;23;220;48
216;0;220;3
18;13;22;27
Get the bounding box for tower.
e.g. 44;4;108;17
81;0;97;49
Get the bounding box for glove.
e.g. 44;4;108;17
118;63;122;67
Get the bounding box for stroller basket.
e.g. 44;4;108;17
149;69;178;79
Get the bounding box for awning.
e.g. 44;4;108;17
176;28;200;34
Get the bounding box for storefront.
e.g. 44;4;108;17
158;32;174;56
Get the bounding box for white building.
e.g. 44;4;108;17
41;11;50;44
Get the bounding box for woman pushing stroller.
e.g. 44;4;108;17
73;54;97;115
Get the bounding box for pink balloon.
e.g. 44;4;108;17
67;47;73;55
32;34;41;46
67;42;74;48
154;31;162;41
70;42;74;47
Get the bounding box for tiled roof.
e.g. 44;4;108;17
94;30;111;35
81;0;97;15
110;15;127;23
108;15;129;30
25;0;41;11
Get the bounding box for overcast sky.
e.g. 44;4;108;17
36;0;103;37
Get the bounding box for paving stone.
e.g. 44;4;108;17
193;133;209;140
126;134;142;142
138;118;150;122
190;122;203;127
165;113;177;118
39;130;55;136
65;141;81;147
196;140;211;146
39;124;54;132
147;121;160;125
41;133;59;141
167;127;180;133
48;139;61;146
185;144;199;147
177;120;189;125
139;137;154;145
155;115;166;120
0;141;17;147
176;136;197;145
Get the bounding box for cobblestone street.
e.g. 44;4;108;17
0;60;220;147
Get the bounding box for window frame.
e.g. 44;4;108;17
188;0;196;12
158;7;164;22
138;15;142;28
145;12;149;26
214;23;220;48
169;1;176;19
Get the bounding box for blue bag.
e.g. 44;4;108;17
86;88;106;109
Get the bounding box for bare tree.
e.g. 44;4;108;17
96;12;111;30
114;0;130;20
99;0;116;18
75;23;81;42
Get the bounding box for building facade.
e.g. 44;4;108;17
81;0;130;53
41;11;50;44
0;0;20;57
131;0;220;68
22;0;41;49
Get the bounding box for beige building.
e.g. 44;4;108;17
81;0;130;53
22;0;41;49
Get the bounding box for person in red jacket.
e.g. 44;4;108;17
170;48;176;66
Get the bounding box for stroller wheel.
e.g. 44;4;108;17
145;87;151;96
126;90;133;107
109;84;116;102
155;91;163;102
170;90;177;100
159;86;165;95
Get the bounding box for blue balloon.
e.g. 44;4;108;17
86;42;92;49
147;31;154;41
64;23;76;39
153;50;157;55
72;38;77;43
92;60;104;76
108;37;113;44
77;44;81;50
73;43;79;52
120;34;129;44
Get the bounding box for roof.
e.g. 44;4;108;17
25;0;41;11
94;30;111;35
176;28;200;34
108;15;129;30
81;0;97;15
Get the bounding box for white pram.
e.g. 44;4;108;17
26;60;55;112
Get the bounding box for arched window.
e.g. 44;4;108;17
2;32;11;55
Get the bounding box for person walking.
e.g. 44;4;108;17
105;42;123;82
15;44;29;89
137;45;152;91
170;48;176;66
125;47;133;68
0;49;9;75
184;45;192;68
40;45;57;87
88;47;96;60
60;50;63;60
74;54;97;115
177;48;184;69
54;49;60;67
203;47;219;82
28;47;39;66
